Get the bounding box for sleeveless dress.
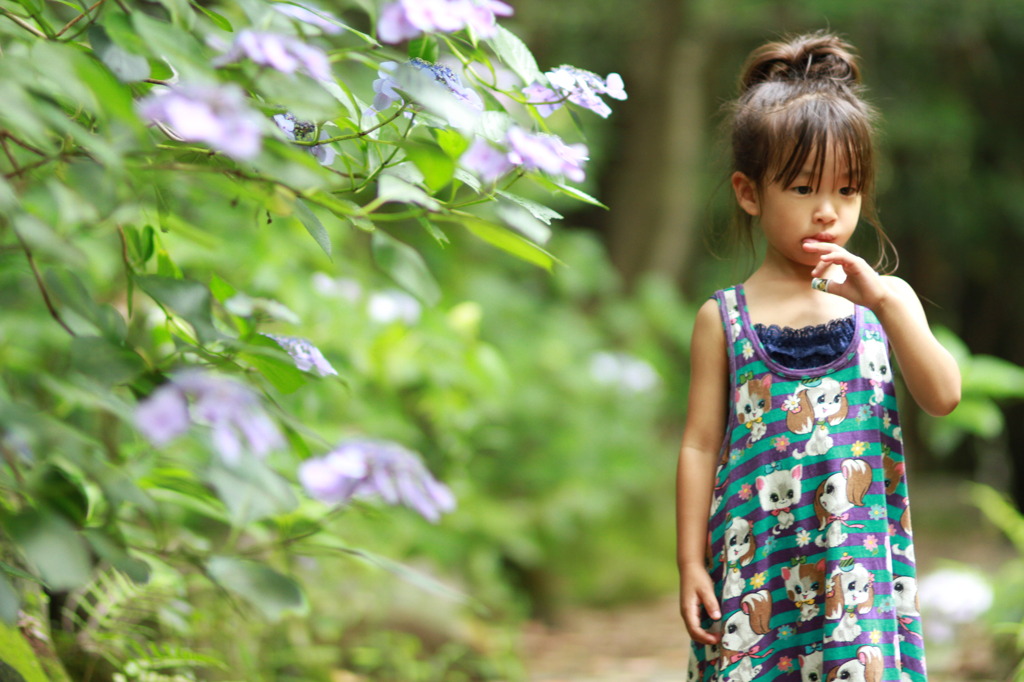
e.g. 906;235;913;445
688;285;927;682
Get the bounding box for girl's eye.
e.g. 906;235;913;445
840;186;859;196
793;185;813;195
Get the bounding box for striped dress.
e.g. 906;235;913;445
688;285;926;682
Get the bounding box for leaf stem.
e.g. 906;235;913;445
12;227;77;337
0;9;46;38
288;105;408;147
55;0;108;38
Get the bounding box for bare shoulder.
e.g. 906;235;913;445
690;298;726;366
880;275;916;296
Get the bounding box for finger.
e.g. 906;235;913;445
700;586;722;622
683;598;720;645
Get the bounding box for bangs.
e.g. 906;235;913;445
766;97;874;193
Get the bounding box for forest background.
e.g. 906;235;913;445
1;0;1024;680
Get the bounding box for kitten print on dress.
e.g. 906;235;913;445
719;590;774;682
756;464;802;534
825;645;883;682
783;558;825;622
799;649;823;682
722;516;757;599
859;338;892;405
785;377;849;459
825;561;875;643
736;374;772;446
813;459;872;548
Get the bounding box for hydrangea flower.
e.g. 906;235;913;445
506;126;588;182
272;3;344;34
273;113;337;165
523;65;627;119
298;439;456;522
367;290;422;325
137;84;263;159
459;138;514;183
215;30;332;81
367;59;483;128
588;351;660;393
377;0;512;44
261;333;338;377
135;371;284;464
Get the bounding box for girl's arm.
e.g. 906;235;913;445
806;242;962;416
677;298;729;644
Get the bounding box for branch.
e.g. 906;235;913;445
12;228;77;337
55;0;107;38
0;9;46;38
289;106;408;147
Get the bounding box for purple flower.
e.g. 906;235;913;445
299;440;456;522
524;65;627;119
261;333;338;377
366;58;482;128
135;371;284;464
506;126;588;182
377;0;512;44
273;113;337;166
216;30;332;81
460;138;513;183
137;84;264;159
272;3;344;34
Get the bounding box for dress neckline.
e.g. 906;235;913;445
735;283;862;379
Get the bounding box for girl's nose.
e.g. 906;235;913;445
813;200;837;224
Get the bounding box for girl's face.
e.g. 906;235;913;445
733;145;863;272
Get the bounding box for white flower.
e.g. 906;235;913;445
367;290;422;325
589;352;660;393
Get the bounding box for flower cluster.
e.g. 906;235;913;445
378;0;512;44
135;371;284;464
298;439;455;522
261;333;338;377
587;351;660;393
369;59;483;127
137;84;264;159
273;113;337;166
215;30;332;81
461;127;589;184
524;66;627;119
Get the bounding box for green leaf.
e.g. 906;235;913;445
496;190;563;225
88;24;150;82
240;348;307;394
205;460;298;525
940;396;1003;439
35;466;89;528
462;218;555;270
490;25;543;86
82;530;151;584
403;142;455;192
4;510;92;591
206;557;306;622
377;173;441;211
190;1;233;31
963;355;1024;399
433;128;470;160
69;336;146;386
532;176;609;208
0;575;19;625
135;275;226;344
407;36;439;62
294;199;333;258
371;231;441;305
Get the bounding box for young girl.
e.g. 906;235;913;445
676;32;961;682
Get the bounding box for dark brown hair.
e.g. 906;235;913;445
728;31;896;272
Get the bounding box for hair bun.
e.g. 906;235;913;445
739;31;861;93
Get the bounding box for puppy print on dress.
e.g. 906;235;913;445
893;575;922;642
892;500;916;563
719;590;774;682
814;459;872;548
711;462;727;516
799;645;823;682
825;645;883;682
882;452;904;496
687;651;699;681
785;377;849;459
722;516;757;599
783;558;825;622
736;373;772;447
757;463;802;534
859;336;891;406
825;558;875;643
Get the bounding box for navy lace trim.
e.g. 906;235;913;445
753;315;856;370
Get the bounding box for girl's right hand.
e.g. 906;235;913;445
679;565;722;645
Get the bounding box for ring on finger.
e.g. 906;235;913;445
811;277;830;293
